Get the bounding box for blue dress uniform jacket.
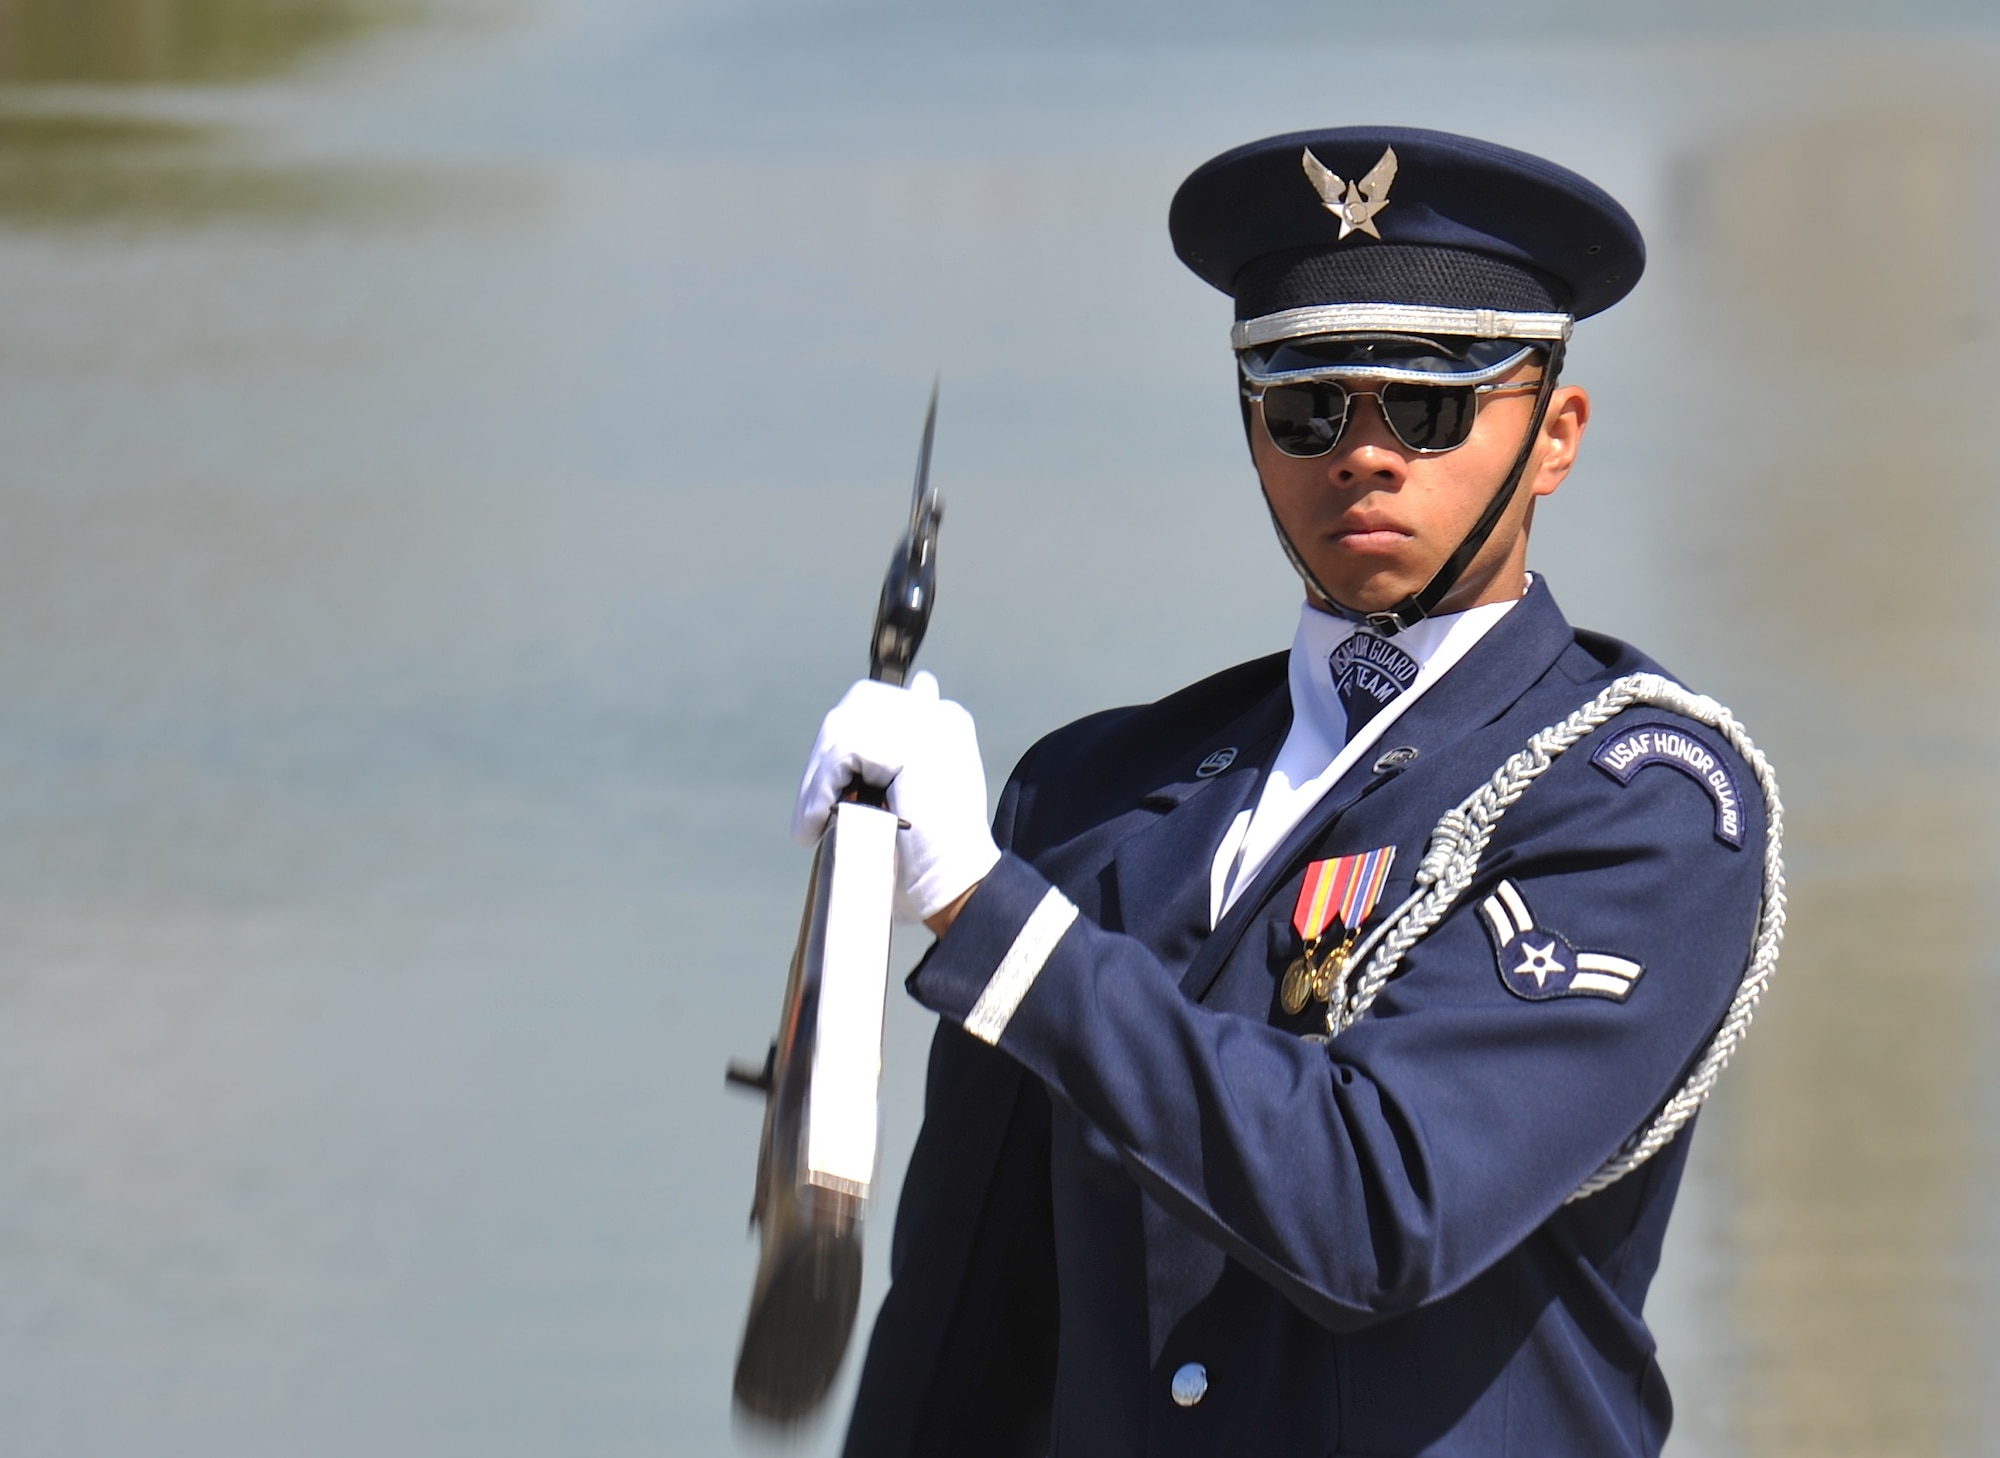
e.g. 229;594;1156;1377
843;580;1764;1458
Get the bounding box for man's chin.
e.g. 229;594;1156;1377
1306;572;1425;618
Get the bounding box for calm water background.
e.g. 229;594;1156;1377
0;2;1996;1454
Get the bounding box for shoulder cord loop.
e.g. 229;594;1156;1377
1323;671;1787;1203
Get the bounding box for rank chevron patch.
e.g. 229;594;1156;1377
1479;879;1644;1003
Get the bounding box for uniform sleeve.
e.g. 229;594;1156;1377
843;753;1058;1458
906;724;1764;1333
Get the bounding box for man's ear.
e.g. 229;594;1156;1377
1530;385;1590;498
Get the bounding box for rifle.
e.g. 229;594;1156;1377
725;385;943;1421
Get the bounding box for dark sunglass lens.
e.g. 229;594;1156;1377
1261;384;1348;457
1381;384;1477;451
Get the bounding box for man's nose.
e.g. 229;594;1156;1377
1329;394;1406;484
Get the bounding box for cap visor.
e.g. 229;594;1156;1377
1238;335;1542;386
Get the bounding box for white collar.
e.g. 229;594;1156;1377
1286;593;1520;774
1210;582;1526;924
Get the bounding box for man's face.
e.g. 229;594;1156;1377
1248;359;1589;617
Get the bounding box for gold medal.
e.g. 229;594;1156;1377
1309;939;1354;1006
1284;849;1399;1016
1280;955;1314;1015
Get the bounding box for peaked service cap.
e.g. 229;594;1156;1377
1170;126;1644;380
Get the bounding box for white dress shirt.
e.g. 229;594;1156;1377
1209;587;1524;926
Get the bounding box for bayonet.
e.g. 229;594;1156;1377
870;379;942;686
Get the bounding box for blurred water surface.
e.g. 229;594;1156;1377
0;3;1996;1455
0;0;402;83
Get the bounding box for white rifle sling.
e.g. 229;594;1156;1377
804;802;901;1200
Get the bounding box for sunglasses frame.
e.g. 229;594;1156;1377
1243;377;1544;458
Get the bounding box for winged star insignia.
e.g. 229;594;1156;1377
1302;145;1398;241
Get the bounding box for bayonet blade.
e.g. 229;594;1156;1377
869;381;944;685
909;377;938;529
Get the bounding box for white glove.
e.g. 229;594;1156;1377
792;671;1002;925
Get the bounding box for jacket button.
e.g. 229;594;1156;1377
1170;1362;1208;1407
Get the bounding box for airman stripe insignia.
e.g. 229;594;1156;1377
1479;880;1647;1004
1481;879;1536;944
1575;951;1642;978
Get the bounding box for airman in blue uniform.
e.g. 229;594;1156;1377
793;127;1783;1457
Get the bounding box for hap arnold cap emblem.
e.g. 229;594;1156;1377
1302;145;1397;241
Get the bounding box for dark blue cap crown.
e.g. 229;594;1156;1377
1170;127;1645;327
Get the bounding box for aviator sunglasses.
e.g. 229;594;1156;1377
1244;377;1543;458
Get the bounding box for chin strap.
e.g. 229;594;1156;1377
1247;343;1566;636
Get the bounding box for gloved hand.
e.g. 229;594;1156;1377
792;671;1001;925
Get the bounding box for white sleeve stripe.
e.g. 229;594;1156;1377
1570;972;1636;998
1497;879;1534;935
964;888;1080;1046
1481;896;1516;946
1574;952;1643;979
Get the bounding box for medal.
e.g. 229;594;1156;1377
1307;942;1347;1004
1280;956;1314;1015
1284;846;1397;1012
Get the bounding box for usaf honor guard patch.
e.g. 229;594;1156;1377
1590;721;1745;847
1480;879;1644;1003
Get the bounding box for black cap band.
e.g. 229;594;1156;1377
1234;243;1572;322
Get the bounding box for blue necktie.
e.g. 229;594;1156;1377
1329;631;1420;741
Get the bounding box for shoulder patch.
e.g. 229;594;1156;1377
1590;720;1745;848
1481;879;1645;1003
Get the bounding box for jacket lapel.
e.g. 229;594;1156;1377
1102;684;1290;966
1177;580;1578;1001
